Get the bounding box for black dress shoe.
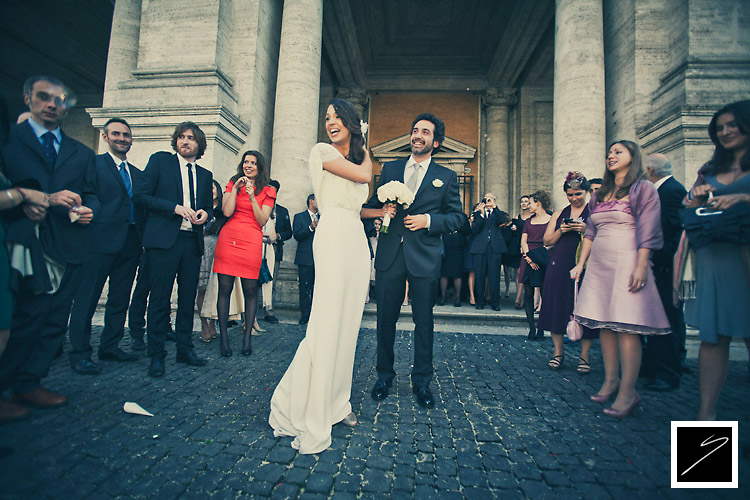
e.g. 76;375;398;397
413;385;435;409
299;317;309;325
70;358;101;375
99;348;139;362
681;360;692;374
454;300;461;307
130;338;146;351
166;331;177;342
371;380;390;401
264;314;279;324
491;304;501;311
645;379;679;392
148;357;165;377
476;304;485;310
176;349;208;366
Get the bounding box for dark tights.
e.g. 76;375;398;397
439;277;462;303
524;284;541;338
217;274;258;354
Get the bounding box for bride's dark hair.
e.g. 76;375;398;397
329;98;365;165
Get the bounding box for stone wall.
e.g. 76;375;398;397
512;87;553;210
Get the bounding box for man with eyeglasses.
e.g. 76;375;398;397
0;75;98;420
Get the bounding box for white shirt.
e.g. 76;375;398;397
654;175;672;190
403;155;432;230
108;152;131;180
177;154;198;231
28;117;61;153
308;209;318;232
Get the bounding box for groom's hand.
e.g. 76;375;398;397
404;214;428;231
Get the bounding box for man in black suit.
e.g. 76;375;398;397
0;75;98;412
133;122;213;377
642;153;687;391
67;118;143;374
362;113;464;409
470;192;508;311
261;179;292;324
293;194;318;325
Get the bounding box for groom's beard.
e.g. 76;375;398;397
411;140;433;157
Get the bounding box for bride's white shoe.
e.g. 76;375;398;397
338;412;357;427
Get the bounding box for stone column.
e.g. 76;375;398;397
101;0;141;110
482;88;517;213
270;0;324;225
554;0;606;209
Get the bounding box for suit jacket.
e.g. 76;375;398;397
274;204;292;262
89;153;143;254
133;152;213;253
470;207;508;255
365;158;464;278
0;121;99;265
293;210;315;266
652;176;688;269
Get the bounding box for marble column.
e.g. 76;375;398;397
554;0;606;209
270;0;324;230
482;88;517;213
101;0;141;110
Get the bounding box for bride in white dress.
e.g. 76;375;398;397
269;99;372;454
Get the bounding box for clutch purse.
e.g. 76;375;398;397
566;278;583;341
680;203;750;248
258;243;273;285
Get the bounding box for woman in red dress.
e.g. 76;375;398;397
213;151;276;357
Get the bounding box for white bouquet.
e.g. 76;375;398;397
376;181;415;233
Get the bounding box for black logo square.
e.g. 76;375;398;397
676;426;732;483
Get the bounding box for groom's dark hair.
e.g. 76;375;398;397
411;113;445;153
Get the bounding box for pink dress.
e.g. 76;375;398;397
573;190;670;335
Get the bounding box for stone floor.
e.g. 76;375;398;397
0;318;747;499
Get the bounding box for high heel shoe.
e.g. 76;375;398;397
241;336;252;356
603;392;641;418
241;348;252;356
220;345;233;357
590;382;621;403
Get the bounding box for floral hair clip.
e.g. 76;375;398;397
360;120;368;135
565;171;585;189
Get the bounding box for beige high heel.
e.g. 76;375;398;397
338;412;357;427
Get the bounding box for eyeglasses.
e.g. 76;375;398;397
34;91;74;108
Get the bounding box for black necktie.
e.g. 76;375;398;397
186;163;196;211
42;131;58;168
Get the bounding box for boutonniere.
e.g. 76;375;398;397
432;179;444;188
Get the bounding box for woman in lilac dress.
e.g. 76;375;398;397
537;173;595;372
571;140;670;419
520;190;552;341
684;100;750;421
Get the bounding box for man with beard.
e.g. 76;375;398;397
361;113;464;409
133;122;213;377
67;118;143;374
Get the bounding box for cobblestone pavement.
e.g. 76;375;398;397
0;320;747;499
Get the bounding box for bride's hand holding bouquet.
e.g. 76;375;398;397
376;181;415;233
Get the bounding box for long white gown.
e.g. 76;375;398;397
269;143;370;454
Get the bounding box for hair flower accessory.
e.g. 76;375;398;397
565;171;584;189
360;120;368;135
432;179;444;188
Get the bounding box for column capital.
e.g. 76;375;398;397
482;88;517;108
335;88;369;114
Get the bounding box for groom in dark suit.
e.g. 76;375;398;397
362;113;464;408
134;122;213;377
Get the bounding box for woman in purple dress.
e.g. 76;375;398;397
537;172;595;372
520;190;552;340
571;140;670;419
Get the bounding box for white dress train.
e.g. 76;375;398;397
269;143;370;454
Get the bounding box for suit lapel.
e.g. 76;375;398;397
17;122;50;168
172;154;184;202
103;154;129;194
56;134;76;169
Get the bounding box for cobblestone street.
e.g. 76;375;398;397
1;318;747;499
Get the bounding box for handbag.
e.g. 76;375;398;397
566;278;583;341
680;202;750;248
258;242;273;285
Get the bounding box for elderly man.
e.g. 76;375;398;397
642;153;687;391
470;192;508;311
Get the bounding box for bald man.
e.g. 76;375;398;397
642;153;687;391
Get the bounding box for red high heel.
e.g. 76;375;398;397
603;392;641;418
590;382;620;403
